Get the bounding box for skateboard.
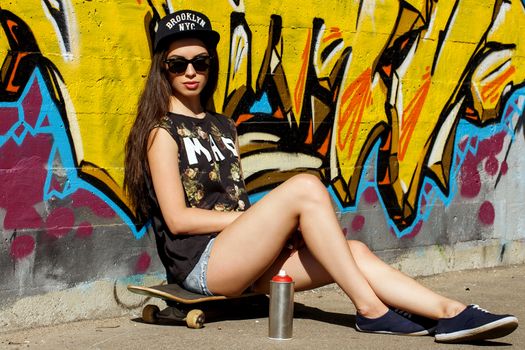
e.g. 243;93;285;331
127;283;263;328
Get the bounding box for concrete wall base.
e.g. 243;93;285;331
1;239;524;333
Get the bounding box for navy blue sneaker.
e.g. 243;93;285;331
356;309;432;336
391;308;437;335
434;304;518;343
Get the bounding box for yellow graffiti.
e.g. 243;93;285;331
332;0;525;225
1;0;152;186
1;0;524;229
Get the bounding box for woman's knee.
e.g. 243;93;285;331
348;239;373;260
285;174;329;204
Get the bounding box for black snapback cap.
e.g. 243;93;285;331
154;10;220;51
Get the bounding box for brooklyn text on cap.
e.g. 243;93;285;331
154;10;221;51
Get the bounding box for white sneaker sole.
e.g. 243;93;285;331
435;316;518;343
356;324;432;336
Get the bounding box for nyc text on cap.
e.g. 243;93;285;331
154;10;220;51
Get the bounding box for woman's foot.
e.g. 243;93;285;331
391;308;438;334
355;309;434;336
434;304;518;343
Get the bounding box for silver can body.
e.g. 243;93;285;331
268;280;294;340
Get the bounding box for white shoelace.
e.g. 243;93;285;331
471;304;490;313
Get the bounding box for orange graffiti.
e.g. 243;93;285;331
337;68;373;156
399;67;431;161
323;30;342;42
235;113;255;126
481;65;516;104
294;29;311;117
7;20;19;45
6;52;29;93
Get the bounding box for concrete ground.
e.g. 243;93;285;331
0;264;523;350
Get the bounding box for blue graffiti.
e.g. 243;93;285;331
0;68;147;239
365;86;525;238
249;92;272;114
3;69;522;240
249;86;525;238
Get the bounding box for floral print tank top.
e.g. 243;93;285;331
149;111;250;284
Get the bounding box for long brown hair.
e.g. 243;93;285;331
124;40;219;224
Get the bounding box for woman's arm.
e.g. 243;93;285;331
147;127;242;235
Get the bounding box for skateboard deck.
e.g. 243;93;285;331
127;283;263;328
128;283;259;304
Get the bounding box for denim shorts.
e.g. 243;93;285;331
181;238;215;296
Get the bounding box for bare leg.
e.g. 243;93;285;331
344;241;465;319
253;241;465;319
207;174;388;317
207;174;465;319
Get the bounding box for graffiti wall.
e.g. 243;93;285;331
1;0;524;329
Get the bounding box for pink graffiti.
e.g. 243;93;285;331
420;196;427;209
401;221;423;239
0;75;50;231
351;215;365;232
363;187;378;204
135;252;151;274
22;78;42;128
46;207;75;238
501;160;508;175
0;75;115;259
460;132;506;198
0;134;52;230
485;155;499;176
478;201;495;226
0;107;18;134
71;189;116;218
76;222;94;238
50;173;65;192
420;183;433;211
9;235;35;260
460;163;481;198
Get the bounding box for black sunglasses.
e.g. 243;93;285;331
164;56;212;74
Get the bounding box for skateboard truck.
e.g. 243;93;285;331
128;283;261;329
142;304;205;329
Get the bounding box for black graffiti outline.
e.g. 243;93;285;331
42;0;71;55
0;9;142;233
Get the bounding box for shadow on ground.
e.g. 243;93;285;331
130;297;356;329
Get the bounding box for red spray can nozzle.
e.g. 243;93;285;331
271;269;293;283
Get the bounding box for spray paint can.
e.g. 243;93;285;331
268;269;294;340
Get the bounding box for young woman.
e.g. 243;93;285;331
124;10;518;343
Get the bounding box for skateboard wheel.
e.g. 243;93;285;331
186;309;205;329
142;304;160;324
